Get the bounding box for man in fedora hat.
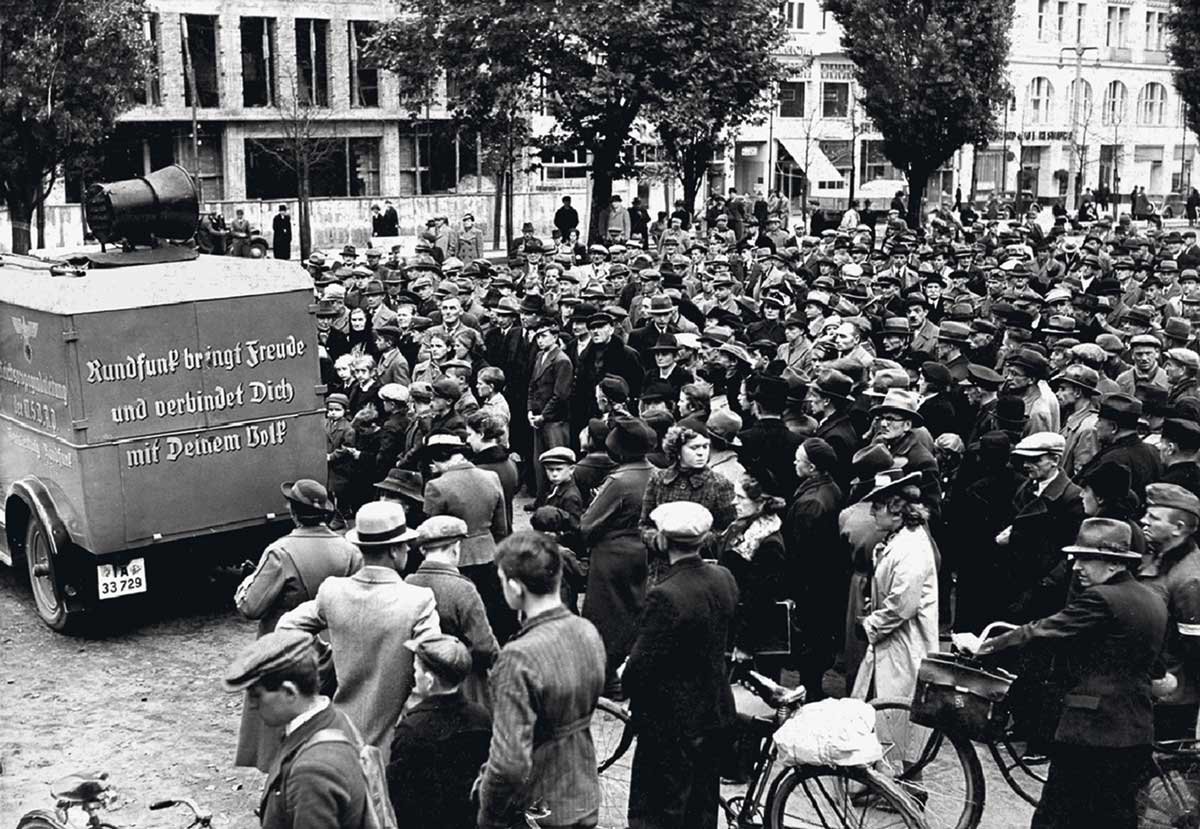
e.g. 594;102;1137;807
869;389;942;507
1051;365;1102;479
740;373;804;496
646;332;694;396
1159;418;1200;497
956;518;1167;829
1076;394;1163;496
959;364;1005;444
1004;347;1060;434
233;480;363;771
277;501;438;763
1138;483;1200;740
224;631;370;829
807;369;861;490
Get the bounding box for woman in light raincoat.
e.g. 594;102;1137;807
850;470;939;702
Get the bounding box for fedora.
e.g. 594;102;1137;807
812;369;854;401
605;417;657;461
870;389;924;425
649;333;680;352
1098;393;1142;428
849;444;895;487
1007;348;1049;379
1062;517;1139;561
345;501;419;546
374;468;426;503
704;409;743;447
856;470;923;504
1050;365;1100;396
280;479;335;513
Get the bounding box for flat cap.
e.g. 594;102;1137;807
1011;431;1066;457
1166;348;1200;371
1095;333;1126;355
921;361;954;388
1098;393;1143;427
1145;482;1200;517
650;501;714;545
599;374;630;403
539;446;577;466
378;383;410;403
1164;418;1200;450
432;377;463;401
1130;333;1163;350
414;515;468;548
223;630;315;692
801;437;839;473
937;321;971;343
405;633;472;684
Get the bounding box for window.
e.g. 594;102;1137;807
1138;81;1167;125
819;139;852;180
349;138;380;196
1106;5;1128;46
184;126;224;199
782;1;804;29
1067;78;1093;120
240;17;276;108
135;13;161;106
1026;77;1054;124
1075;3;1087;42
974;149;1006;191
1102;79;1128;125
295;18;330;107
821;81;849;117
1145;9;1166;50
540;147;589;181
181;14;219;108
860;140;902;182
1038;0;1050;39
778;81;806;117
820;0;830;29
349;21;379;107
1057;1;1068;40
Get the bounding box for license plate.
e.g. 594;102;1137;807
97;558;147;599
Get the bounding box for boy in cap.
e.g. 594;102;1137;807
324;394;357;528
233;479;363;770
277;501;439;763
405;515;499;706
623;502;738;829
224;631;370;829
534;446;583;529
956;518;1167;829
388;634;492;829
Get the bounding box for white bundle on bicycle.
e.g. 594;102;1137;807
772;698;883;767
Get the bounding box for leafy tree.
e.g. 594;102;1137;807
0;0;150;254
376;0;785;243
1168;1;1200;150
824;0;1014;228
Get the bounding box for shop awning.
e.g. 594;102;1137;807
777;136;844;184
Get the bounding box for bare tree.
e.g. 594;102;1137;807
782;103;825;233
249;69;342;260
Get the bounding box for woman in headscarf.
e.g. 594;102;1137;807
581;417;657;695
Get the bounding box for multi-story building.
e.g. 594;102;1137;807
731;0;1194;211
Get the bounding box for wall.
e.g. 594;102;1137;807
0;190;587;254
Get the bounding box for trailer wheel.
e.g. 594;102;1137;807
25;515;80;633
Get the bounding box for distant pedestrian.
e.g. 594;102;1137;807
229;208;252;257
272;204;292;260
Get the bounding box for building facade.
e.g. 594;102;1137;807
732;0;1194;211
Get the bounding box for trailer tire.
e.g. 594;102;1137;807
25;515;83;634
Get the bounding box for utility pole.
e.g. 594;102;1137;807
1059;44;1099;212
1182;103;1190;193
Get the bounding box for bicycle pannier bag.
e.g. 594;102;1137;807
298;719;399;829
910;653;1014;742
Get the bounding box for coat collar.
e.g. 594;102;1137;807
511;604;572;639
261;703;341;807
794;471;835;499
661;464;710;487
659;555;705;582
354;565;403;583
415;559;466;578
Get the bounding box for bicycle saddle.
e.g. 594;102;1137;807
51;771;111;802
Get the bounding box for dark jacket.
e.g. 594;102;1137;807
1075;433;1163;500
573;451;618;507
388;692;492;829
1161;460;1200;499
623;557;738;736
739;415;804;496
918;392;959;439
784;473;846;655
406;560;499;673
813;410;863;490
981;571;1167;747
528;346;574;423
258;704;368;829
376;410;412;477
473;445;520;531
578;337;643;410
882;430;942;508
1006;469;1085;621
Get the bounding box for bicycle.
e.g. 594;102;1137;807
593;670;929;828
868;622;1200;829
16;772;212;829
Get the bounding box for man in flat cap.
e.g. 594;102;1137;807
224;631;370;829
623;502;738;829
405;515;499;707
277;501;439;763
956;518;1167;829
1164;347;1200;421
1139;483;1200;740
387;633;492;829
233;480;363;771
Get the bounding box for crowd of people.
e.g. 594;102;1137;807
223;196;1200;829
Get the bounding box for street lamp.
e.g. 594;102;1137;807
1059;45;1100;212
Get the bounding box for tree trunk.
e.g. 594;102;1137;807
588;148;617;244
504;159;514;253
6;189;34;255
298;161;313;260
492;167;504;250
680;149;703;225
36;199;45;250
906;170;928;230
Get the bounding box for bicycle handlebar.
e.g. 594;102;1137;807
149;798;211;826
980;621;1019;640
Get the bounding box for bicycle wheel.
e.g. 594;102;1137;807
16;811;69;829
871;697;985;829
1136;752;1200;828
591;696;635;829
766;763;927;829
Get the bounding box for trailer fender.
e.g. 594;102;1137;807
6;477;86;563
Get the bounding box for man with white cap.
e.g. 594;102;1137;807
277;501;439;762
956;518;1167;829
623;501;738;829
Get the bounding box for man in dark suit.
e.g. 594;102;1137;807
480;532;606;829
957;518;1167;829
738;374;804;496
807;369;861;492
577;311;643;416
917;361;960;438
1075;394;1163;497
485;298;533;474
527;317;575;501
623;502;738;829
224;630;369;829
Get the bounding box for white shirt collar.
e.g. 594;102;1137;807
285;696;330;736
